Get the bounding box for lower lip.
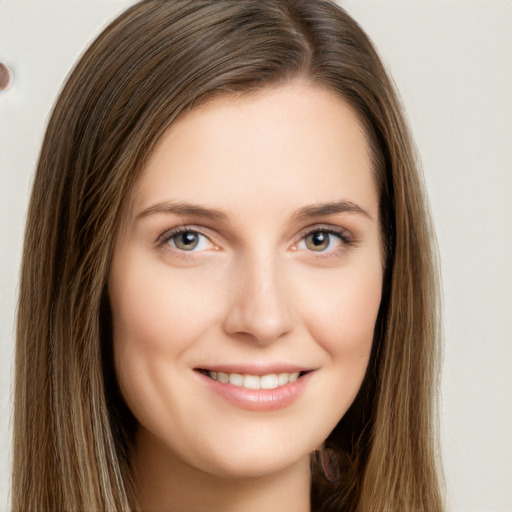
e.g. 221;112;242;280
196;371;313;412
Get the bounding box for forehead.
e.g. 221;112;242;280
132;82;377;221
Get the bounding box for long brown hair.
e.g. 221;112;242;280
13;1;443;510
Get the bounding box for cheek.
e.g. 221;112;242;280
281;257;383;446
110;256;219;354
298;257;382;371
108;255;221;413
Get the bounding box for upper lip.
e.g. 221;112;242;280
194;363;315;376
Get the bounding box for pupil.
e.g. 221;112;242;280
176;231;198;250
312;232;327;246
307;231;329;251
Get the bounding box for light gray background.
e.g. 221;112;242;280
1;1;511;510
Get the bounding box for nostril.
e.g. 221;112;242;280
0;63;13;91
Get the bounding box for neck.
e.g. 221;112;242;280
133;428;312;512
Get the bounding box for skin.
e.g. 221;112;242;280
109;82;383;512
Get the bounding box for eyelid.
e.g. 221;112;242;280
291;224;355;258
295;223;353;244
155;222;355;255
156;225;219;250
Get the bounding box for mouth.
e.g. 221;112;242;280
196;369;312;390
194;366;314;411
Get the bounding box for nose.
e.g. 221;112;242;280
223;254;295;345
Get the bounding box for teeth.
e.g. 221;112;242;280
260;374;278;389
206;371;302;389
217;371;229;384
278;373;289;386
229;373;243;386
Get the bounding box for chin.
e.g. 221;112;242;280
199;446;312;480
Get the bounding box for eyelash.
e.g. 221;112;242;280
296;226;353;254
156;224;355;257
156;225;216;252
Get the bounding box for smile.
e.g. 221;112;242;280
201;370;301;390
196;368;313;411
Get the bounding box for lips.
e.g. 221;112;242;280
195;366;313;411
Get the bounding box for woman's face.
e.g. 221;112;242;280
109;83;382;479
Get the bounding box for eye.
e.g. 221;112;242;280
161;228;214;252
296;228;349;253
304;231;333;251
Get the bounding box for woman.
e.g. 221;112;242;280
13;0;443;510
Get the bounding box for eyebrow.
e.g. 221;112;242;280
292;200;373;222
136;201;231;222
136;199;372;223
